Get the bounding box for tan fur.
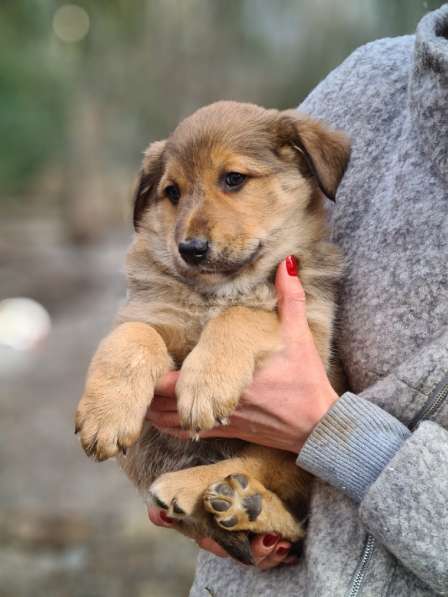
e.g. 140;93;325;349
75;101;349;561
75;322;173;461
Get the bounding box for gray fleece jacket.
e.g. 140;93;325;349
190;5;448;597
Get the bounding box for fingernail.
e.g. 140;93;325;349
262;533;279;547
285;255;298;277
277;546;290;556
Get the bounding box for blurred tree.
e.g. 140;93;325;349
0;0;443;240
0;2;67;196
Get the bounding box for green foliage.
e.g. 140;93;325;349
0;2;68;195
0;0;443;200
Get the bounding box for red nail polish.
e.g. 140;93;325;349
285;255;298;276
262;534;279;547
160;510;174;524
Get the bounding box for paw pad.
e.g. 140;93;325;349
227;473;248;489
203;473;262;531
242;493;262;521
209;499;231;512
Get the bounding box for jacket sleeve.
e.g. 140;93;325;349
297;329;448;594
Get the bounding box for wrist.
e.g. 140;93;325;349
290;384;339;454
297;393;411;502
307;384;339;436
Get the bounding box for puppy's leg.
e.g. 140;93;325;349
176;307;280;433
204;473;303;541
75;322;172;461
204;447;309;541
150;446;309;543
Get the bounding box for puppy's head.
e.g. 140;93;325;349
133;101;349;292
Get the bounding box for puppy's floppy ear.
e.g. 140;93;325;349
133;140;166;229
277;110;350;201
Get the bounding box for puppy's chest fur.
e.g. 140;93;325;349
120;246;279;366
118;240;343;490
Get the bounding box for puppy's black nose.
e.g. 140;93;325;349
178;238;209;265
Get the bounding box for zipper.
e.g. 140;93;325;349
408;374;448;431
347;534;376;597
346;376;448;597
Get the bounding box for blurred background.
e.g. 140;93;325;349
0;1;442;596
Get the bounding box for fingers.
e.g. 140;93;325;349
275;258;309;348
147;509;294;570
147;410;183;429
153;427;191;439
150;394;178;412
251;534;292;570
197;533;292;566
197;537;229;558
147;506;175;528
154;370;180;398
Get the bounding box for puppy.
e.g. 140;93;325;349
75;101;349;563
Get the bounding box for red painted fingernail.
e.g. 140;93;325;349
262;534;279;547
285;255;298;276
159;510;174;524
277;546;290;556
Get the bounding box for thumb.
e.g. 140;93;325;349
154;370;179;398
275;256;308;343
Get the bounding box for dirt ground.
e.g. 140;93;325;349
0;221;197;597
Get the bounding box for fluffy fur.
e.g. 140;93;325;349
75;101;349;563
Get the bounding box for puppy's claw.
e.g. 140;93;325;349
217;417;229;426
94;452;110;463
151;493;169;510
171;500;186;516
83;439;98;459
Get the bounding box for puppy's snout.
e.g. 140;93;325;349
178;238;209;265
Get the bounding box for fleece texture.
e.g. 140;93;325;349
190;6;448;596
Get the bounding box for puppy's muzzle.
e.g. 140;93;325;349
178;238;209;265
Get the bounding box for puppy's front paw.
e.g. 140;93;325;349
75;375;150;462
176;348;252;433
75;322;172;461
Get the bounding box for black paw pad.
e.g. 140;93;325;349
228;473;248;489
210;499;231;512
219;516;238;528
242;494;262;521
215;483;234;497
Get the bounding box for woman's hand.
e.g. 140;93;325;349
146;257;339;567
147;504;298;570
147;256;338;453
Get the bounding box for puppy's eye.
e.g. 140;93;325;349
224;172;247;190
165;184;180;205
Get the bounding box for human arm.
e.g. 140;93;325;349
297;335;448;594
149;261;448;589
148;257;339;452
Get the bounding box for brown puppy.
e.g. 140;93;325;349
75;101;349;563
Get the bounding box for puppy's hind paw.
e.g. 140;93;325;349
204;473;263;531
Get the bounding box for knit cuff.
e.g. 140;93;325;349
297;392;411;502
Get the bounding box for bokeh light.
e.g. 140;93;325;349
52;4;90;43
0;298;51;351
